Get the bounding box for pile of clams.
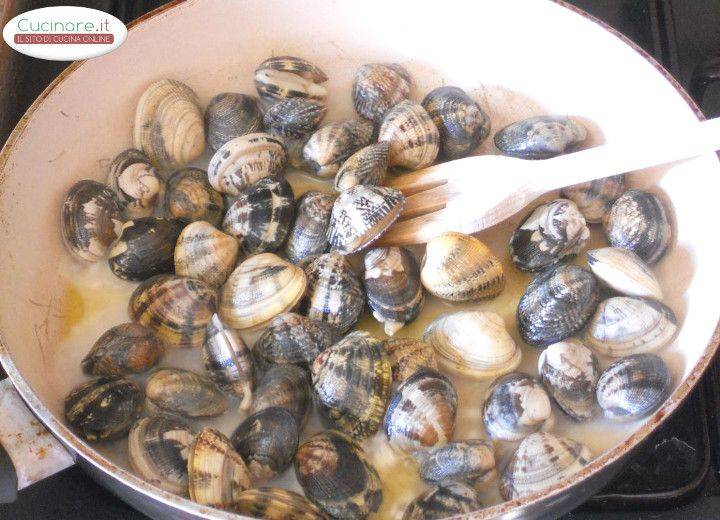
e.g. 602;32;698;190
59;52;679;519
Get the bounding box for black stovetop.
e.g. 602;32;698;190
2;1;720;518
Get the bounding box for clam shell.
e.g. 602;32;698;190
603;189;672;265
208;133;287;196
129;274;216;348
133;79;205;171
232;487;327;520
587;247;662;299
560;174;626;223
204;92;262;153
383;338;437;386
379;100;439;170
222;177;295;254
81;322;163;377
254;312;334;368
108;217;184;281
220;253;307;330
327;185;405;255
128;415;195;495
352;63;412;123
422;86;491;159
174;221;239;287
64;377;143;441
517;264;600;347
334;142;390;192
61;180;123;262
203;314;254;409
420;232;504;301
295;430;382;519
364;246;424;336
284;191;336;264
423;311;521;380
263;98;327;139
510;198;590;272
418;440;496;487
146;368;227;418
500;432;591;500
230;407;299;483
402;482;482;520
250;364;311;426
585;297;677;357
596;353;672;421
164;167;224;225
300;252;365;334
384;368;458;455
311;331;392;439
482;373;554;441
255;56;328;106
188;427;253;508
107;148;162;218
302;119;375;177
538;340;599;421
494;116;587;159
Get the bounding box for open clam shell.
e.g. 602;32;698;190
164;167;224;225
204;92;262;153
494;116;587;159
81;322;163;377
418;440;496;487
352;63;412;123
284;191;336;264
174;221;239;288
379;100;439;170
254;312;334;368
250;364;311;426
402;482;482;520
561;174;626;223
107;148;162;219
146;368;227;418
334;142;390;192
384;337;438;386
302;119;375;178
254;56;328;106
586;247;662;299
232;487;328;520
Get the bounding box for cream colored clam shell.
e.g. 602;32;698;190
174;221;240;287
586;247;662;300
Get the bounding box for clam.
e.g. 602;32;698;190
250;364;311;426
423;311;521;380
311;331;392;439
204;92;262;153
517;264;600;347
560;174;627;223
352;63;412;123
203;314;254;410
230;407;299;482
422;86;491;159
364;246;424;336
64;377;143;441
510;198;590;272
585;297;677;357
494;116;587;159
263;98;326;139
129;274;216;348
188;427;252;508
500;432;591;500
378;100;440;170
232;487;327;520
146;368;227;418
402;482;482;520
603;189;672;265
61;179;123;262
108;217;184;281
295;430;382;519
302;119;375;178
254;312;334;368
334;142;390;192
418;440;496;487
384;368;458;455
587;247;662;299
254;56;328;106
133;79;205;171
327;185;405;255
164;168;224;225
107;148;162;218
284;191;336;264
174;221;239;287
538;340;599;421
482;373;554;442
220;253;307;330
596;353;672;421
420;232;504;301
384;338;437;386
81;322;163;376
300;252;364;334
207;133;287;196
128;415;195;495
222;177;295;254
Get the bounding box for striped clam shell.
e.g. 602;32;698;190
352;63;412;123
334;142;390;192
302;119;375;178
145;368;227;418
254;312;334;368
418;440;496;487
587;247;662;299
402;482;482;520
164;167;224;225
254;56;328;106
232;487;327;520
263;98;327;139
107;148;162;218
284;191;336;264
379;100;439;170
81;322;163;377
494;116;587;159
384;337;437;386
174;221;239;288
561;174;626;223
250;364;311;426
204;92;262;153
